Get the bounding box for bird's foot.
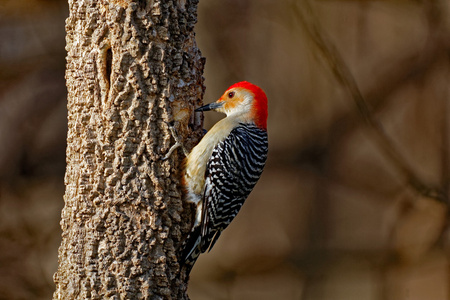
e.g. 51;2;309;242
163;121;189;160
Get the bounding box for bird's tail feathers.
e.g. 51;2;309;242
178;225;202;276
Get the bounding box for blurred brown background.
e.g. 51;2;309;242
1;0;449;299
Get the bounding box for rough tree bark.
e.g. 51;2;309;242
53;0;204;299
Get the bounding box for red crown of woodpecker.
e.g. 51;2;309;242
226;81;268;129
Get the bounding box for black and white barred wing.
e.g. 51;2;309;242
200;124;268;253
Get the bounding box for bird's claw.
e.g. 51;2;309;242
163;121;189;160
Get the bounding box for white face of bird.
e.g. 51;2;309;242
195;87;255;117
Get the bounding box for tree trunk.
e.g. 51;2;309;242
53;0;204;299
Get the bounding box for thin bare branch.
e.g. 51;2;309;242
293;0;447;203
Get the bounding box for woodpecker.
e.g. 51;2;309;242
179;81;268;274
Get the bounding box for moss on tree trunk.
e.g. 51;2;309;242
53;0;204;298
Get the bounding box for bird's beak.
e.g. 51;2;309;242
195;101;223;112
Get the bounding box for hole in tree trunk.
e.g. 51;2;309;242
105;48;112;86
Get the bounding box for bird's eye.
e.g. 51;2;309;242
228;91;235;98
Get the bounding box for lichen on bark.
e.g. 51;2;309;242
53;0;204;299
